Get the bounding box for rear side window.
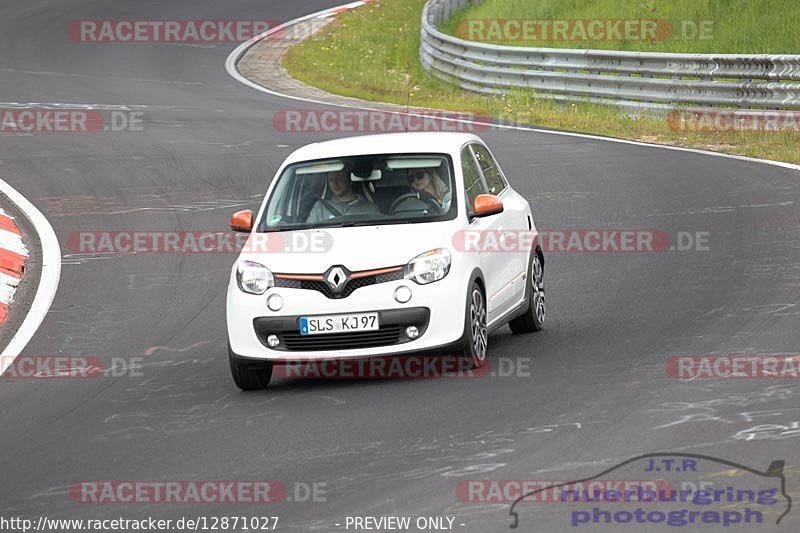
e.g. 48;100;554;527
461;146;488;208
470;143;507;195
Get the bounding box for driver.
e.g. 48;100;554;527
407;167;451;209
306;168;379;223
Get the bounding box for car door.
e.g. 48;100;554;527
469;143;530;318
461;143;517;321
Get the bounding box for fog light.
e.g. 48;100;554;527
267;334;280;348
394;285;412;304
267;294;283;312
405;326;419;339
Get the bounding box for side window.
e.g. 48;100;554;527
470;144;507;195
461;145;489;209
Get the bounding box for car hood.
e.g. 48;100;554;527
240;222;458;273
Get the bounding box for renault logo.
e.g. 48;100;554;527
325;266;348;292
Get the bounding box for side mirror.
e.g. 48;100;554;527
472;194;504;218
230;210;254;232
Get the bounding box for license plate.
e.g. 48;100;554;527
299;313;380;335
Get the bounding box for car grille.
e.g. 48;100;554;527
253;308;430;352
280;326;403;351
275;269;404;299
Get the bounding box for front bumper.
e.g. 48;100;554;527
227;271;467;361
253;307;430;351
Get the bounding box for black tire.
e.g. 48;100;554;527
509;252;545;334
462;281;488;368
228;343;273;390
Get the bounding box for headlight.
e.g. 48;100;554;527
405;248;451;285
236;261;274;295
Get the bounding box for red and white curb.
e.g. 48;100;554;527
0;177;60;375
0;207;28;324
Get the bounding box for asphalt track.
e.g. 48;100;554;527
1;1;799;532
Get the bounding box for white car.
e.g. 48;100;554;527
226;132;545;389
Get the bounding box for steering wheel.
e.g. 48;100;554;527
422;196;443;214
391;190;444;215
389;192;444;215
388;193;427;215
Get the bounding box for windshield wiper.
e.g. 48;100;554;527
261;219;434;232
318;222;358;228
261;222;358;232
261;226;309;232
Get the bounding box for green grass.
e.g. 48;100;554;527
282;0;800;164
439;0;800;53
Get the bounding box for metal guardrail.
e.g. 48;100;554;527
420;0;800;110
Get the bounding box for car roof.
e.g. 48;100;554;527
282;132;484;165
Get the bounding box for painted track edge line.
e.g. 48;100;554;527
224;2;800;173
0;178;61;374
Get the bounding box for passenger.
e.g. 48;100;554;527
306;168;379;223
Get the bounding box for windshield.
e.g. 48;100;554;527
258;153;457;231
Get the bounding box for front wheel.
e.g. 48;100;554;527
462;281;488;368
228;343;273;390
509;252;545;334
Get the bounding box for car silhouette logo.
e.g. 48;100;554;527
508;452;792;529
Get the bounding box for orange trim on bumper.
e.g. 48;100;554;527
275;266;403;282
274;273;325;281
351;266;403;279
